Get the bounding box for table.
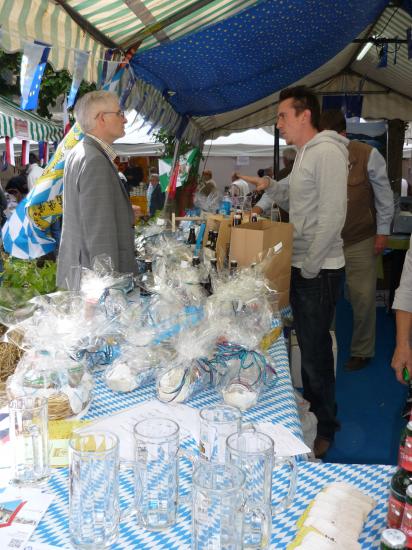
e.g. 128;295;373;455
27;333;394;548
31;462;393;549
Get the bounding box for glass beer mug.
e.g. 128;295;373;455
226;430;297;549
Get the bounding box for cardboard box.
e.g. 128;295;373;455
229;220;293;310
289;330;337;388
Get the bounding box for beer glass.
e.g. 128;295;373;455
226;430;297;549
199;405;242;463
192;461;246;550
134;417;180;530
69;431;128;549
9;396;50;485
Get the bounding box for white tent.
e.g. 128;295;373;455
113;111;165;157
200;128;287;191
203;128;286;157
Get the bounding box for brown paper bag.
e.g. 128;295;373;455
229;220;293;309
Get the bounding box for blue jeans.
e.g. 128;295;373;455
290;267;343;441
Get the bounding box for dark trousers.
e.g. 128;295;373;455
290;267;343;441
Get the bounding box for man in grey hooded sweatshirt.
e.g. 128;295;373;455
236;86;348;458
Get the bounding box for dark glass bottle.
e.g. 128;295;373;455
187;226;197;246
251;213;258;223
210;231;219;251
206;230;214;249
401;484;412;548
210;258;218;272
232;212;242;226
229;260;238;277
192;256;201;267
388;422;412;529
140;259;154;296
380;528;406;549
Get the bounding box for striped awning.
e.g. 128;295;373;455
0;95;63;142
0;0;258;82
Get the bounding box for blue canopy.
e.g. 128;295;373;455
130;0;389;117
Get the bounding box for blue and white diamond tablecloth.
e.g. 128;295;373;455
27;335;392;548
30;462;393;549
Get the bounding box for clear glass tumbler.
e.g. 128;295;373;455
226;430;297;549
192;461;245;550
9;396;50;485
69;431;121;549
134;417;180;530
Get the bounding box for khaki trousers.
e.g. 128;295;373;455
344;236;377;358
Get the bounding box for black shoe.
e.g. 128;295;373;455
344;356;372;371
314;436;331;458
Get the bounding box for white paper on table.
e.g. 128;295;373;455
257;422;310;456
0;486;54;549
77;400;200;462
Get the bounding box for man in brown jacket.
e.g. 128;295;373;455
320;110;394;370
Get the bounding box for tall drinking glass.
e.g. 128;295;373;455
134;417;180;530
226;430;297;549
192;461;245;550
9;396;49;485
199;405;242;463
69;431;122;549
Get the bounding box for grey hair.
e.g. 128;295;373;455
74;91;120;133
282;147;297;161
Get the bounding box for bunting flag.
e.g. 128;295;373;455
67;50;90;108
98;49;114;89
5;136;15;166
20;41;50;110
21;140;30;165
2;124;84;259
102;64;125;94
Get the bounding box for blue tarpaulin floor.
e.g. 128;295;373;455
324;298;408;465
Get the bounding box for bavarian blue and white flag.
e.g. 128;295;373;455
2;124;84;259
20;41;50;110
2;198;56;259
67;50;90;108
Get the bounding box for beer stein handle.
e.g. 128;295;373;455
119;460;137;521
272;455;297;515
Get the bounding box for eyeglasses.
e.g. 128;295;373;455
95;110;125;119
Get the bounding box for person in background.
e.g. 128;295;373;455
392;235;412;383
5;176;28;205
230;173;250;208
124;162;143;194
57;91;138;290
235;86;348;458
250;149;297;218
27;153;44;191
0;185;8;226
320;109;394;371
147;173;165;217
199;169;218;196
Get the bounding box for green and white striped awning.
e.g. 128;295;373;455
0;0;259;82
0;95;63;142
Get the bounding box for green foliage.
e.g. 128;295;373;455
0;49;95;119
1;257;57;296
153;128;193;158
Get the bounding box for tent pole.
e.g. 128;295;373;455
274;127;280;179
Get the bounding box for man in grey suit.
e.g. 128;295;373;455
57;91;138;290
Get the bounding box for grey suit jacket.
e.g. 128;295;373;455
57;136;137;290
